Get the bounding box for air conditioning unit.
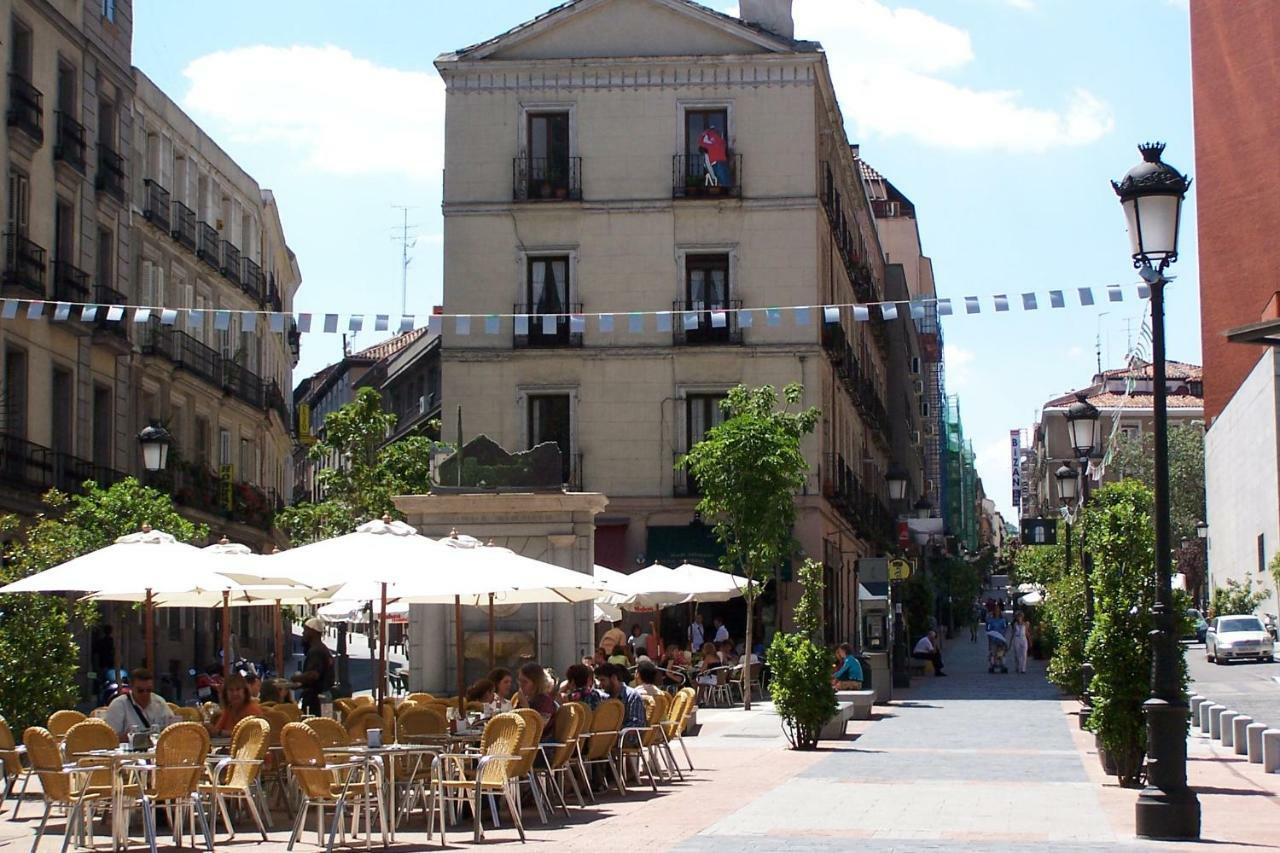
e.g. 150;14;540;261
913;379;924;396
909;356;921;375
910;430;921;446
920;401;931;418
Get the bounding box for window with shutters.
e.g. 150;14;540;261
96;227;113;291
218;428;232;471
194;415;210;463
7;168;30;237
239;438;253;484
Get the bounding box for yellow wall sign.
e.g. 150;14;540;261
888;559;914;582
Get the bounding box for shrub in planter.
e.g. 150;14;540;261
767;558;836;750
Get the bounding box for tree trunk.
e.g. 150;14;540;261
743;595;754;710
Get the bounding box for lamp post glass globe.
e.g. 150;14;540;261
1196;521;1208;540
1065;395;1100;459
138;424;172;472
885;464;909;502
914;497;933;520
1055;464;1078;506
1112;142;1191;269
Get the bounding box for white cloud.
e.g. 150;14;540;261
947;343;976;388
975;436;1014;515
181;45;444;181
782;0;1114;152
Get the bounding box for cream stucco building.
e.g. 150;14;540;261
436;0;937;642
2;0;301;679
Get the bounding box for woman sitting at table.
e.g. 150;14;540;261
517;661;558;740
465;678;496;705
664;642;691;669
560;663;603;710
606;644;631;667
486;668;514;708
206;672;262;737
696;647;720;686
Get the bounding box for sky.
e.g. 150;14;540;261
133;0;1199;524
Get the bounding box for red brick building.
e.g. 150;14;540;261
1191;1;1280;424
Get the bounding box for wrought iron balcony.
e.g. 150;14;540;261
287;319;300;363
6;74;43;145
0;432;127;495
143;180;170;231
53;111;86;172
513;156;582;202
95;145;126;203
2;232;46;297
266;380;291;428
196;221;220;269
222;359;265;409
140;322;270;411
171;200;196;251
241;257;264;301
673;152;742;199
220;241;241;286
266;278;282;313
513;302;584;348
52;260;91;302
672;299;743;345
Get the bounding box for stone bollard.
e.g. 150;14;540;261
1248;723;1268;764
1264;730;1280;773
1235;716;1254;756
1221;711;1240;746
1210;705;1228;740
1190;695;1205;721
1202;702;1221;733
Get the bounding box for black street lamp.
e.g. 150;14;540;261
885;462;912;688
1113;142;1200;840
885;464;910;503
1064;393;1099;635
138;423;173;472
914;497;933;520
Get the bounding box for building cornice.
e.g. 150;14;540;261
442;196;820;215
442;343;822;362
438;54;818;93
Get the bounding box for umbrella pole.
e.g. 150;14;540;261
144;589;154;673
222;591;231;678
454;596;465;716
273;599;284;678
488;593;495;669
378;583;388;706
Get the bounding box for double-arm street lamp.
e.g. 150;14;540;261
1113;142;1200;840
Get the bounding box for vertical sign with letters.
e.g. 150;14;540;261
1010;429;1022;513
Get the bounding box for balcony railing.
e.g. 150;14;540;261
266;380;290;428
53;111;86;172
91;284;128;341
6;73;43;144
143;180;170;232
160;462;278;530
222;359;265;409
821;452;893;544
266;279;283;313
513;303;584;348
171;201;196;251
95;145;126;203
0;431;126;496
821;323;889;435
287;319;301;363
672;299;743;345
52;260;91;303
513;156;582;202
241;257;264;301
672;152;742;199
220;241;241;286
140;323;271;411
3;232;46;297
195;222;220;269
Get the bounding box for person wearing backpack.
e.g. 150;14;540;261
291;617;335;715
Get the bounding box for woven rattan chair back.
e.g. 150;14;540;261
547;702;586;770
394;700;422;719
46;709;86;737
152;722;210;801
665;689;688;728
333;698;356;722
405;692;434;704
0;715;21;777
343;705;379;739
273;702;302;723
583;698;623;761
23;727;71;802
174;707;202;723
64;719;118;790
397;707;447;739
304;716;350;749
226;716;269;788
676;687;697;731
281;722;335;800
478;713;525;787
352;696;373;708
259;708;289;747
509;708;544;776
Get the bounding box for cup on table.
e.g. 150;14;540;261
366;728;383;748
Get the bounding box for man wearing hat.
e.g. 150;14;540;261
291;617;334;715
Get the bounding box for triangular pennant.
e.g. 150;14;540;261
323;314;339;333
374;315;389;332
880;303;898;321
823;306;840;325
964;297;980;314
1021;293;1037;311
598;314;614;333
1049;290;1065;309
484;315;500;335
1078;288;1095;306
993;295;1009;312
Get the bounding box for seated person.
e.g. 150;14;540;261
104;667;176;741
606;644;631;667
912;630;947;677
831;643;863;689
696;648;720;686
486;668;515;706
517;661;559;740
633;661;663;697
243;670;263;702
259;677;292;704
592;647;609;667
561;663;603;710
207;673;263;737
664;642;691;669
465;678;496;705
718;640;739;666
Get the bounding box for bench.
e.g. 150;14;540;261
819;689;877;739
909;658;934;677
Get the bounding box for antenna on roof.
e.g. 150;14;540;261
391;205;419;318
1095;311;1110;375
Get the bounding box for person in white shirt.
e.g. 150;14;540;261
688;613;705;653
627;624;650;658
911;630;947;677
104;667;177;741
712;616;730;644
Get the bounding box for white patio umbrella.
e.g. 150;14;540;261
594;601;622;624
593;564;638;605
0;525;207;671
670;561;752;602
614;562;694;610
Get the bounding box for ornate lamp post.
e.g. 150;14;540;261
885;464;912;688
137;423;173;472
1064;394;1100;632
1113;142;1200;839
1196;521;1209;610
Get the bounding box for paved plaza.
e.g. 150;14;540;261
4;638;1280;851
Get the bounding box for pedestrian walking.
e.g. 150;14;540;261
1011;611;1030;674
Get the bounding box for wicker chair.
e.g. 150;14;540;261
390;707;445;825
174;707;203;724
536;702;589;812
274;702;303;723
124;722;215;853
508;708;551;824
46;710;87;738
579;698;625;797
405;692;434;705
427;711;526;844
618;694;664;792
0;714;32;818
333;698;358;723
343;706;380;741
660;687;697;771
257;708;293;815
23;726;114;852
351;696;374;708
304;717;350;750
281;721;385;850
200;716;271;841
63;718;121;801
645;691;683;781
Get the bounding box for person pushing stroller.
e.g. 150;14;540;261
986;609;1010;673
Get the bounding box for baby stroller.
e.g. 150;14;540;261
986;631;1010;674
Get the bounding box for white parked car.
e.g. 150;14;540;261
1206;615;1276;664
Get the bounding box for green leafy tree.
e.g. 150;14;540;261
1109;423;1205;545
278;388;445;544
680;383;819;710
0;478;206;730
766;558;836;749
1083;479;1187;787
1013;529;1087;693
1209;577;1271;619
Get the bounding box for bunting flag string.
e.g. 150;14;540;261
0;281;1157;337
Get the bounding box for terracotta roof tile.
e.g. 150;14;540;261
350;327;429;362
